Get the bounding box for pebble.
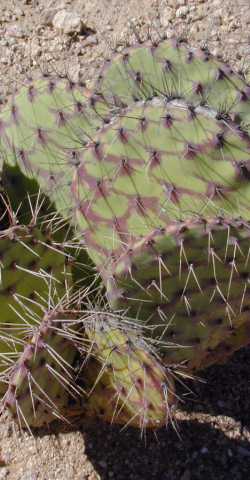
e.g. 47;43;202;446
81;34;98;47
67;61;81;83
30;40;41;58
40;1;66;26
227;448;233;457
237;446;250;457
160;7;174;27
13;7;25;18
176;0;187;5
180;470;191;480
212;14;222;26
5;23;28;38
176;6;189;18
201;446;209;454
0;469;8;480
52;9;85;35
19;473;38;480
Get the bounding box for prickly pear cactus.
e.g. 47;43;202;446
0;38;250;432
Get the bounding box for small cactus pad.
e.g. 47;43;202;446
77;316;176;429
1;308;84;428
96;39;250;131
0;76;110;217
0;215;74;395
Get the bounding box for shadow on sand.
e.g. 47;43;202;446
35;346;250;480
81;346;250;480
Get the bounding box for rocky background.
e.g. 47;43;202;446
0;0;250;479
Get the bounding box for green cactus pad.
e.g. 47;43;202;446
0;218;74;395
0;76;110;217
103;217;250;370
1;309;84;428
96;39;250;131
80;317;175;429
72;99;250;267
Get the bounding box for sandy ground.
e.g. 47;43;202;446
0;0;250;479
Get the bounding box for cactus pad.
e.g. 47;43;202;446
0;203;75;395
1;307;84;428
96;39;250;131
72;99;250;267
103;217;250;370
76;315;176;429
0;76;110;217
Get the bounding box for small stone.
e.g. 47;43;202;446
98;460;107;469
237;446;250;457
201;446;209;454
20;472;38;480
217;400;226;408
52;9;84;35
41;1;66;26
160;7;174;27
81;34;98;47
176;6;189;18
212;15;222;26
8;37;18;46
30;40;41;58
0;39;8;46
0;468;9;480
180;469;191;480
211;47;220;57
67;61;81;83
227;448;233;457
13;7;25;17
165;28;175;38
5;24;28;38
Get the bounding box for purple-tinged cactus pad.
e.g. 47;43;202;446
0;212;75;396
72;99;250;267
0;77;110;217
1;309;83;428
76;316;176;429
